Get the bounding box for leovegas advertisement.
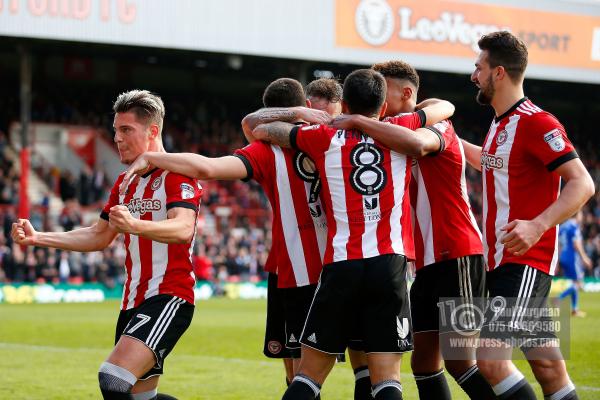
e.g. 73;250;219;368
336;0;600;71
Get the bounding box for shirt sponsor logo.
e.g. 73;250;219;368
180;183;195;199
126;198;162;216
355;0;395;46
481;151;504;170
544;129;566;152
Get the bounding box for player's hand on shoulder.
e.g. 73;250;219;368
500;219;546;256
119;154;151;195
11;219;37;246
331;114;360;130
295;107;332;125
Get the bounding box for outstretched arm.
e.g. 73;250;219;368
241;107;331;142
11;218;118;252
417;98;455;126
331;114;441;158
120;152;247;194
461;139;482;171
252;121;297;148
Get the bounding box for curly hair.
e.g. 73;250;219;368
371;60;419;90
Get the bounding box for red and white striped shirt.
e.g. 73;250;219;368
234;141;327;288
481;98;577;275
406;120;483;270
384;111;426;261
291;121;416;265
102;169;202;310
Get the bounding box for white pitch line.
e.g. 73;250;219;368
0;342;273;366
1;342;599;392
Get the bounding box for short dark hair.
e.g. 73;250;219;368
305;78;343;103
343;69;387;116
478;31;528;82
371;60;419;90
113;89;165;133
262;78;306;108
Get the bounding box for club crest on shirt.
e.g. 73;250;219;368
151;176;162;191
180;183;195;199
544;129;566;152
496;130;508;146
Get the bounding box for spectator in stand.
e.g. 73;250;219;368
192;243;214;281
59;200;82;232
58;251;70;283
35;247;57;283
59;170;77;202
92;167;109;203
78;164;94;206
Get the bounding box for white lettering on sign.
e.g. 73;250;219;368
398;7;508;52
0;0;136;23
592;27;600;61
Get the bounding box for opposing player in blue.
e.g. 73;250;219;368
557;211;592;317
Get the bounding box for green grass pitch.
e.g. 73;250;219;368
1;293;599;399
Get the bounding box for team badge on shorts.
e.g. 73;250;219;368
267;340;282;354
496;130;508;146
544;129;566;152
151;176;162;191
180;183;195;199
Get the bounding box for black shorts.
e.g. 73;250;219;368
411;255;486;333
480;264;556;350
300;254;412;355
263;273;292;359
281;283;318;358
116;294;194;380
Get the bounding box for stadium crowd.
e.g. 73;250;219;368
0;93;599;287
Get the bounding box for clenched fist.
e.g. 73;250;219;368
11;219;37;246
109;205;139;234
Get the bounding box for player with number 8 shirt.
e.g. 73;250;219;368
252;68;456;400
